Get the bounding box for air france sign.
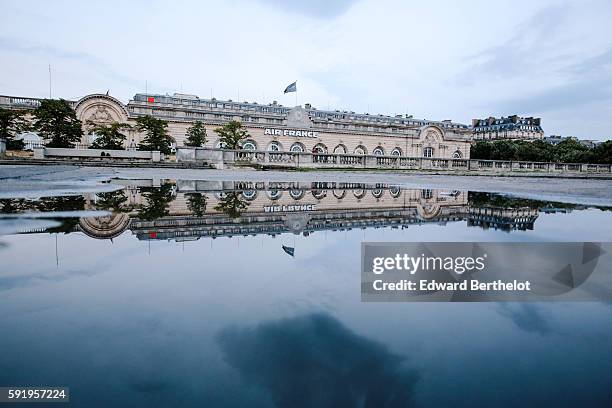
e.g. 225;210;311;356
264;128;318;138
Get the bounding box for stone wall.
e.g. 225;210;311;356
34;147;161;162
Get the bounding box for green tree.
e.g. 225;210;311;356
592;141;612;164
33;99;83;148
214;191;249;218
554;139;592;163
135;115;172;155
214;120;249;149
137;183;175;221
470;141;493;160
88;121;131;150
490;140;518;160
471;138;612;164
186;193;207;216
184;121;207;147
0;107;28;150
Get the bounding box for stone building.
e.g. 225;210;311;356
472;115;543;141
1;92;472;159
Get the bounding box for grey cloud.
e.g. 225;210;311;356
252;0;361;19
217;313;419;408
457;5;572;83
492;46;612;113
0;37;140;88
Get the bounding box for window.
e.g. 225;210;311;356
373;147;384;156
267;141;282;151
312;143;327;154
391;148;402;156
242;140;257;150
290;143;305;153
354;145;366;155
452;150;462;159
333;144;347;154
423;147;434;158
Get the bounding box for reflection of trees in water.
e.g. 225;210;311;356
37;196;86;233
0;198;31;214
138;184;175;221
214;192;249;218
217;313;419;408
95;190;129;213
186;193;207;217
468;192;577;210
34;196;86;212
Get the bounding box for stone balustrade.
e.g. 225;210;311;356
176;147;612;175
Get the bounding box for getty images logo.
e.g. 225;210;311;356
372;253;488;275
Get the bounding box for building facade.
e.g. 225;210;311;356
1;92;472;159
472;115;543;141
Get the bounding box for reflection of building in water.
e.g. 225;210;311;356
77;182;470;241
466;207;539;232
4;181;549;240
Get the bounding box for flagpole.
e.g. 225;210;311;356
48;64;52;98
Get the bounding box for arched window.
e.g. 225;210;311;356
242;140;257;150
452;150;462;159
373;147;384;156
215;140;227;149
423;147;434;158
390;186;401;198
290;143;305;153
391;147;402;157
354;145;367;155
267;141;282;151
312;143;328;154
333;144;347;154
372;189;384;198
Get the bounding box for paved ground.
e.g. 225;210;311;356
1;164;612;206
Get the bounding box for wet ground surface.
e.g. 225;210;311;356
0;165;611;407
2;165;612;205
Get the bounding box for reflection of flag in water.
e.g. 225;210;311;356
282;245;295;257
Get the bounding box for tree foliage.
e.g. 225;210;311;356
186;193;207;217
214;192;249;218
33;99;83;148
0;107;28;150
88;121;131;150
95;190;129;212
135;115;172;155
471;139;612;164
137;184;175;221
214;120;249;149
184;121;207;147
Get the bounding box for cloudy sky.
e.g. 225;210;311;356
1;0;611;139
